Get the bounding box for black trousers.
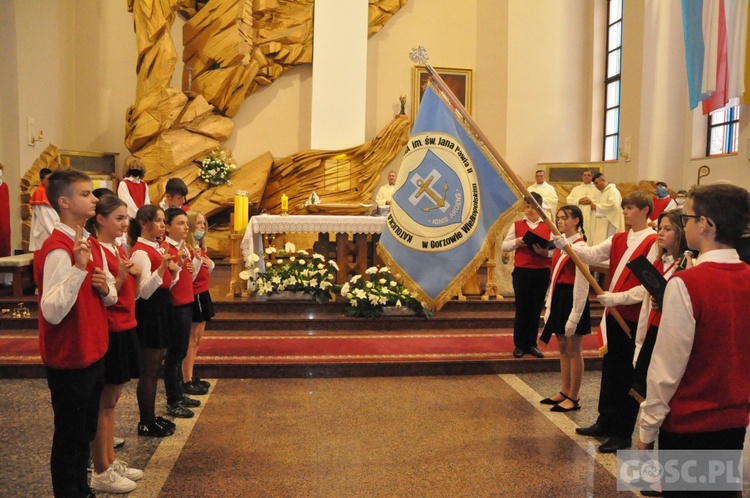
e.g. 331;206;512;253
659;427;746;498
164;304;193;405
596;315;639;438
46;359;104;497
511;267;550;350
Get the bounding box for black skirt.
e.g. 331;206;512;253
135;287;173;349
192;290;215;323
540;284;591;344
103;328;141;385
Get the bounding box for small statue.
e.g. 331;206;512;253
399;95;407;115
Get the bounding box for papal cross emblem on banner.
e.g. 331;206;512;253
378;83;521;310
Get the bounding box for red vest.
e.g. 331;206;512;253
166;242;194;306
29;183;51;206
124;179;147;208
193;247;210;295
103;244;137;332
513;220;551;269
34;230;109;369
551;250;577;285
650;197;672;220
662;262;750;433
609;232;656;323
130;240;172;289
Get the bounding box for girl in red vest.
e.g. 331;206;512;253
128;205;177;438
631;210;687;401
162;208;201;418
539;205;591;412
85;195;144;493
500;192;552;358
181;210;215;395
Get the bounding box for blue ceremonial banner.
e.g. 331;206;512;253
377;83;522;310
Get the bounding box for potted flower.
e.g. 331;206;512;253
340;266;431;318
240;242;340;303
199;147;236;186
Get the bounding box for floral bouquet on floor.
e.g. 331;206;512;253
340;266;431;318
199;147;236;186
240;242;340;304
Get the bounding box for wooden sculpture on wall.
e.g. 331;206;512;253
124;0;408;257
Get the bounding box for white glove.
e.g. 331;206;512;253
564;319;577;337
597;291;625;307
552;234;569;249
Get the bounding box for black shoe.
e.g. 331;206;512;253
513;347;524;358
576;423;610;437
527;346;544;358
193;377;211;389
540;392;567;405
182;380;208;395
179;395;201;407
598;436;631;453
166;402;194;418
550;398;581;412
138;420;174;437
155;416;176;431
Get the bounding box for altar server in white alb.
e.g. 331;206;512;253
528;169;558;219
117;157;150;219
588;172;625;247
566;169;600;246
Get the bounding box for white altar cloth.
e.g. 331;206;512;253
241;215;387;268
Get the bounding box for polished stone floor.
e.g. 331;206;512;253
1;372;748;497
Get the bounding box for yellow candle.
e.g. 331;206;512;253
233;193;242;232
241;194;249;230
281;194;288;212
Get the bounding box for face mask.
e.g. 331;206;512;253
194;230;205;240
127;169;144;178
656;187;668;198
675;197;686;206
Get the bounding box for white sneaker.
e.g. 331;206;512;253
113;436;125;448
90;466;137;493
112;459;143;481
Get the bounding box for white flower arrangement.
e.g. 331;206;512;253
240;242;340;303
341;265;431;318
199;147;236;186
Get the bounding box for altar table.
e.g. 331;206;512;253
241;215;386;284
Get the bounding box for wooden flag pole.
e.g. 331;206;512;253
409;46;631;337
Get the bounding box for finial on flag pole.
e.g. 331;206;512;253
409;46;429;65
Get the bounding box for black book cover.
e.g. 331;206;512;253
626;255;667;300
522;230;550;249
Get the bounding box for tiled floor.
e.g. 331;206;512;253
1;372;747;497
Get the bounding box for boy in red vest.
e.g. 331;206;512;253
501;192;552;358
555;191;656;453
34;169;117;497
637;184;750;494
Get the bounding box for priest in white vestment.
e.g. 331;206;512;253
589;172;625;246
375;170;397;206
527;169;558;219
566;169;600;246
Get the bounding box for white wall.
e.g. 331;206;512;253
505;0;594;171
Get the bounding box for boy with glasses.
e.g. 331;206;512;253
637;184;750;497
